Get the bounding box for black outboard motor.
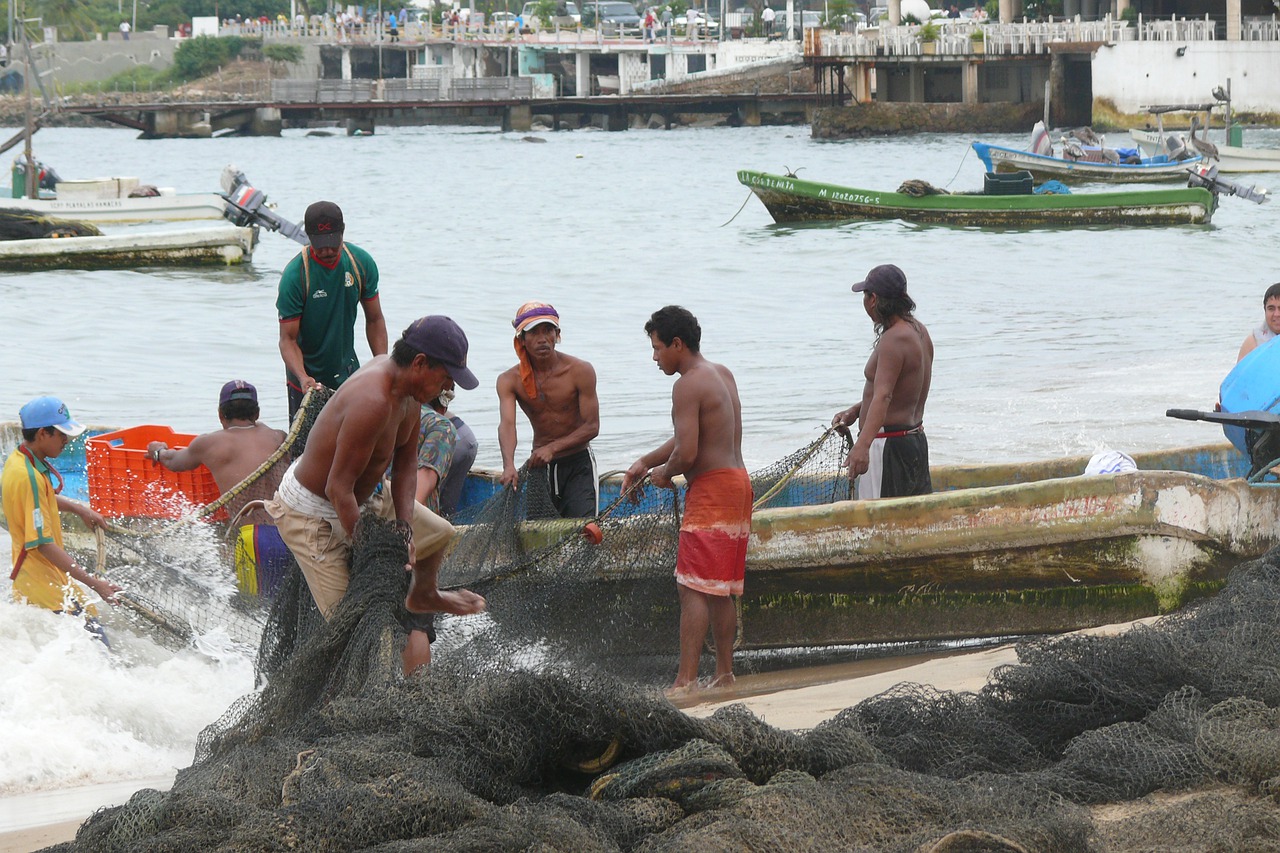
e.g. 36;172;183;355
219;165;308;245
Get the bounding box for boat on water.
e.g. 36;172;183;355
2;417;1268;650
0;166;230;223
972;130;1201;184
0;222;258;270
737;169;1219;227
1130;100;1280;174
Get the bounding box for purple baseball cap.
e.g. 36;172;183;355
402;316;479;390
852;264;908;298
219;380;258;406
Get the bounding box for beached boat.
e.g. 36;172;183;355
5;415;1268;650
736;169;1218;227
972;139;1200;183
0;223;257;270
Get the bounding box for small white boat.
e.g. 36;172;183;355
0;170;229;223
973;127;1200;184
1129;95;1280;175
0;223;258;270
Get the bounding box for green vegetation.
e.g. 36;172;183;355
532;0;557;27
262;42;301;64
57;35;258;95
825;0;852;26
918;19;940;41
172;35;255;79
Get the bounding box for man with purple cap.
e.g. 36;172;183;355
831;264;934;499
277;200;388;423
148;380;290;597
265;316;487;676
497;301;600;519
3;396;119;626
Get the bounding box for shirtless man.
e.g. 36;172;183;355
148;380;290;597
623;306;750;695
497;302;601;519
832;264;934;499
265;316;486;676
1237;283;1280;361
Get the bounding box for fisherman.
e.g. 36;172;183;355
3;396;119;638
265;316;487;676
831;264;934;499
497;301;601;519
147;380;290;597
1237;282;1280;361
277;201;388;423
419;386;478;519
622;306;750;696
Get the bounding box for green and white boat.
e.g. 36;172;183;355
737;169;1220;227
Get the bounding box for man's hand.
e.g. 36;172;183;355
395;519;415;568
146;441;168;464
528;445;556;468
649;464;674;490
831;409;853;437
91;576;122;605
621;459;649;504
847;445;870;484
499;466;519;489
301;375;320;392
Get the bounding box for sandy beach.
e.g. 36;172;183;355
0;775;173;852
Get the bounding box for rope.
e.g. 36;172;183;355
942;144;971;190
720;189;757;227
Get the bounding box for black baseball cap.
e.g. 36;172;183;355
852;264;908;297
304;201;345;249
402;316;479;390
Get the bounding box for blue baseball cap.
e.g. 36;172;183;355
402;315;479;390
19;396;86;437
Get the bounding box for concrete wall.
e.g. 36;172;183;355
38;38;178;85
1092;41;1280;113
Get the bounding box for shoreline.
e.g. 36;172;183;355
0;775;173;853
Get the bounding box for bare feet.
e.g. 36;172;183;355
664;681;700;702
708;673;736;689
405;570;486;616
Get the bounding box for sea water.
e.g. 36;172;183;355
2;122;1280;813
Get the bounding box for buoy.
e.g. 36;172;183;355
581;521;603;545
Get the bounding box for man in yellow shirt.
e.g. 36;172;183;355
3;396;118;631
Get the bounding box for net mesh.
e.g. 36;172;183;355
52;419;1280;852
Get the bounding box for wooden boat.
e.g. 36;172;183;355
972;140;1200;183
0;223;257;270
6;417;1268;651
737;170;1217;227
0;185;229;223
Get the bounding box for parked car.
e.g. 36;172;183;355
583;0;642;29
490;10;520;29
520;0;581;28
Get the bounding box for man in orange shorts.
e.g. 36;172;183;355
623;306;751;696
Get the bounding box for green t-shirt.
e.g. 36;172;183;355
276;244;380;388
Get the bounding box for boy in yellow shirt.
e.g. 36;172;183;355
3;396;118;633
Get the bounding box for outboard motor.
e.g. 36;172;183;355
1188;163;1270;205
220;165;308;245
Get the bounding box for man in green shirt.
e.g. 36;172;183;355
277;201;389;422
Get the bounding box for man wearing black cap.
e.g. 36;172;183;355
831;264;934;499
265;316;487;676
148;380;290;596
277;200;388;423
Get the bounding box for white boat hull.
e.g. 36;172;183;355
975;142;1199;183
1130;127;1280;174
0;192;229;223
0;224;258;269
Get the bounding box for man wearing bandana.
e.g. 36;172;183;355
497;301;601;518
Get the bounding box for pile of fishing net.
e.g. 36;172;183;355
52;471;1280;852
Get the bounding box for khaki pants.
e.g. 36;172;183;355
266;482;453;619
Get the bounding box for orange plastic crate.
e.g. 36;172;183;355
86;425;222;520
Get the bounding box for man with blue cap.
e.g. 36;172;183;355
265;316;487;676
2;396;119;625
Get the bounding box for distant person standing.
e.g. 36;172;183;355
623;306;750;696
497;301;601;518
643;7;657;41
388;9;400;41
119;20;131;39
277;201;388;423
3;397;119;635
686;5;698;40
831;264;934;499
761;5;775;36
1238;282;1280;361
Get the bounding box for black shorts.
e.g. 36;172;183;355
528;447;599;519
858;430;932;500
402;611;436;642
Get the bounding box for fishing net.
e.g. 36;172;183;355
88;387;333;650
48;421;1280;851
